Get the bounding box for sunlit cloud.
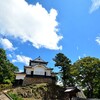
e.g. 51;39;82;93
0;0;63;50
90;0;100;13
96;37;100;45
0;38;17;50
12;54;32;65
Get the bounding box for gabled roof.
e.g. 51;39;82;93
65;87;80;93
30;56;48;64
15;72;26;75
24;65;53;70
24;66;32;68
34;56;45;62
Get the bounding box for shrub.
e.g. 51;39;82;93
0;83;12;91
3;79;11;84
8;93;23;100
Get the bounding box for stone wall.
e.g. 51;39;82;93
22;77;52;86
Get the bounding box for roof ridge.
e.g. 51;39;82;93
33;56;46;62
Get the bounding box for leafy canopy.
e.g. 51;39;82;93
71;56;100;98
53;53;73;87
0;48;18;84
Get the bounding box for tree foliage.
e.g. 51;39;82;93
53;53;73;88
0;48;18;84
71;56;100;98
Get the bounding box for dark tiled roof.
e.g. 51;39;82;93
15;72;26;74
30;56;48;64
24;66;32;68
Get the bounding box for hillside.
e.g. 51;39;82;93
7;83;66;100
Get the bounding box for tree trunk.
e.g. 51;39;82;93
87;87;93;98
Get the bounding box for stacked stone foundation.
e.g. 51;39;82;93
23;77;52;86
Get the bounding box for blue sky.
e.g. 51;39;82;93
0;0;100;72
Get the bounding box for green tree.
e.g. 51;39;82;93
53;53;73;88
71;56;100;98
0;48;18;84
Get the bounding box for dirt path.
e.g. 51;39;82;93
0;93;10;100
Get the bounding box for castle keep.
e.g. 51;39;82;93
15;57;56;86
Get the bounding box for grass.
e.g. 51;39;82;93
8;92;23;100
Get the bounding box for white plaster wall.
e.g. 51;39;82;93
26;68;34;75
25;66;52;76
46;70;51;76
16;74;25;80
34;67;45;75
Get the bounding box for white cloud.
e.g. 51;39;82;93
90;0;100;13
0;0;63;50
78;56;81;60
12;59;17;63
96;37;100;45
12;55;32;65
0;38;16;50
7;54;12;58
